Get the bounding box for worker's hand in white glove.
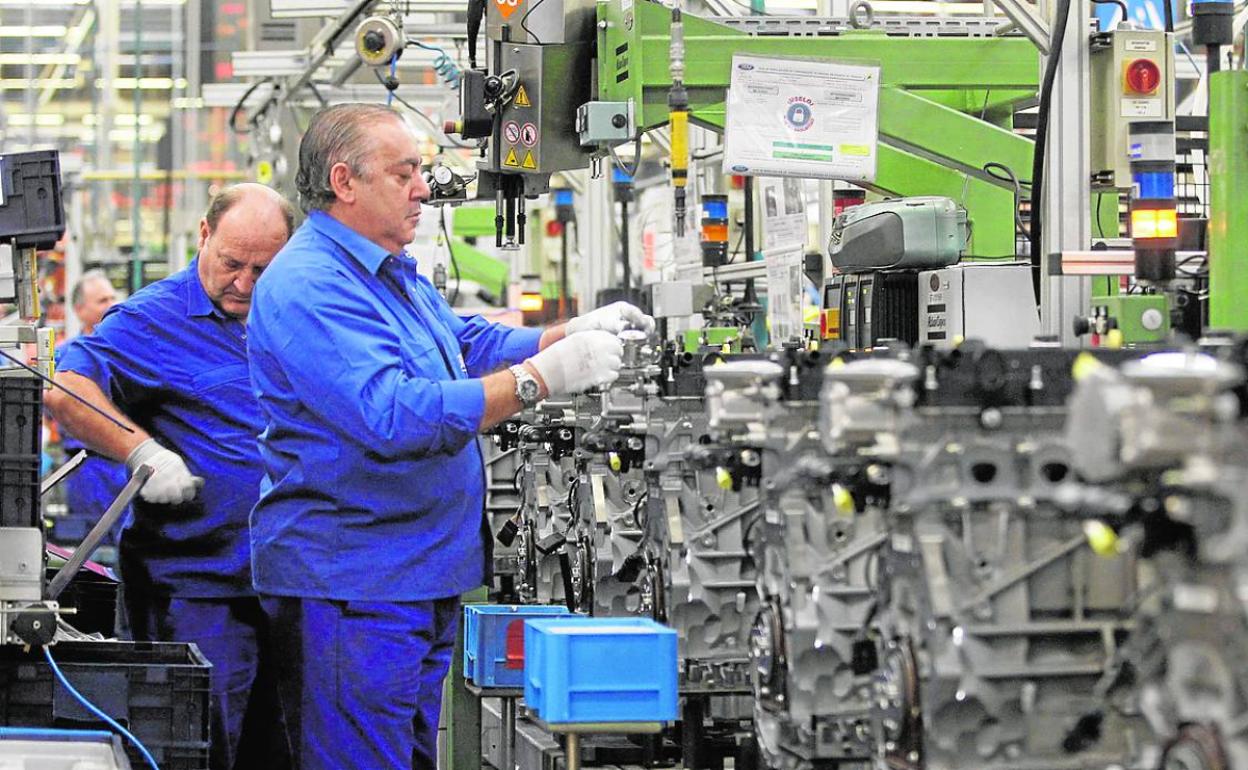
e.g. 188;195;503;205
564;301;655;336
125;438;204;505
525;330;624;397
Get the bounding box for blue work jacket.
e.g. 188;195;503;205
57;261;265;597
247;210;542;601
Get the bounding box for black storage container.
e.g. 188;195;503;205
0;640;211;770
0;371;42;529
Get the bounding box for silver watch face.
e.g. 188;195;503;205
518;376;541;402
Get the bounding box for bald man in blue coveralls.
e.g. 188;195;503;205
46;184;297;770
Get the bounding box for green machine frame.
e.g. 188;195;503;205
596;0;1039;257
1209;69;1248;331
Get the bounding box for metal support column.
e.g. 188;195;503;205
1040;0;1092;344
578;170;615;310
1208;70;1248;330
95;0;119;262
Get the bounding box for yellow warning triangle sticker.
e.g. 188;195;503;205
504;147;520;167
521;150;537;170
514;85;531;107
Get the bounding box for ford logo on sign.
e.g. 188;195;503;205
731;165;749;173
738;63;755;70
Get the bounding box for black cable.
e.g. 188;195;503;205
609;134;643;178
1029;0;1074;303
0;348;135;434
467;0;486;68
1091;0;1128;24
228;77;273;136
305;80;328;107
372;69;481;150
440;207;461;306
983;162;1030;238
1162;0;1174;32
519;0;548;44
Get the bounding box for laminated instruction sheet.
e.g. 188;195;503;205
723;54;881;182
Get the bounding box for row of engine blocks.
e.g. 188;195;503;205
483;335;1248;770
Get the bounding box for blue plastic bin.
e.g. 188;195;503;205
523;617;678;724
462;604;571;688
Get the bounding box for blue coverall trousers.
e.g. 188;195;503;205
260;595;461;770
125;592;292;770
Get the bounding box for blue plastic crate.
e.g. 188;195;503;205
462;605;571;688
523;617;678;724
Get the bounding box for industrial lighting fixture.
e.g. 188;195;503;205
95;77;188;90
0;54;80;66
4;114;66;127
0;26;69;37
83;114;155;127
0;79;78;90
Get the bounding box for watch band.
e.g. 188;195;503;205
510;364;541;407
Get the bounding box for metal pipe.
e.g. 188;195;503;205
131;0;144;294
501;698;515;770
620;198;631;289
565;733;581;770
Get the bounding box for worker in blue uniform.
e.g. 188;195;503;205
44;184;298;770
58;270;130;550
247;103;654;770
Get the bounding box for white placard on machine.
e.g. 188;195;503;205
723;54;881;183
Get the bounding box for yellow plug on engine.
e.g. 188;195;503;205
1083;520;1119;557
716;467;733;490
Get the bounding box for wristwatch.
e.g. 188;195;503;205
510;364;542;408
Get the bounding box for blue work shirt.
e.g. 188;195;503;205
247;210;542;601
57;260;265;597
55;343;132;548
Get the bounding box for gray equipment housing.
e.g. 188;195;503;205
828;196;968;273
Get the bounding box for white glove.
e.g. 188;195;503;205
564;301;655;336
526;330;624;397
125;439;204;505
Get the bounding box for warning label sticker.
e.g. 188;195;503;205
504;148;520;167
514;85;531;108
495;0;522;20
503;121;521;144
520;123;538;147
521;150;537;170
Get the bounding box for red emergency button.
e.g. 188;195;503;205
1125;58;1161;95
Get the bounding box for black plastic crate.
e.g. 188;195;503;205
0;371;42;529
44;567;119;638
0;640;211;770
0;150;65;250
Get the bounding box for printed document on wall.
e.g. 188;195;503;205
723;55;880;182
764;246;805;344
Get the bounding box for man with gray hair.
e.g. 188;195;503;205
71;269;116;335
47;183;298;770
57;270;129;552
248;103;652;769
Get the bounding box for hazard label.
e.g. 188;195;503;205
514;85;531;107
495;0;522;20
504;148;520;167
521;150;537;170
503;121;521;144
520;123;538;147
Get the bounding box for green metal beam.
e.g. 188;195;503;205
1208;70;1248;331
877;87;1034;183
597;0;1038;259
875;144;1018;258
450;237;511;299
